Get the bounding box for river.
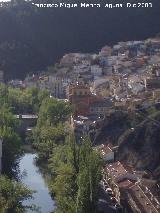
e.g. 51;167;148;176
19;153;56;213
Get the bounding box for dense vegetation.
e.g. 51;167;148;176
0;0;160;79
31;96;103;213
0;83;49;114
0;111;36;212
7;86;50;114
32;97;72;160
0;83;53;212
0;176;36;213
50;134;102;213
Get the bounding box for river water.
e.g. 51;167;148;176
19;153;56;213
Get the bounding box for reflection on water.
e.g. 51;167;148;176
19;153;55;213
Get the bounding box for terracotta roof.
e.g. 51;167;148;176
127;184;160;213
104;161;127;180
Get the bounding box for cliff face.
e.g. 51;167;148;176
95;109;160;179
95;110;137;145
118;112;160;178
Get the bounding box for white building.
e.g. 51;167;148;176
91;65;102;77
148;55;160;65
60;53;89;67
99;46;112;57
8;79;24;88
107;56;119;66
73;64;90;74
48;75;71;98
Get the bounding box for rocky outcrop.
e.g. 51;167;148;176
118;112;160;179
95;109;160;179
95;110;136;145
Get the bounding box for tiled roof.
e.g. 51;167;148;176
127;184;160;213
104;161;127;180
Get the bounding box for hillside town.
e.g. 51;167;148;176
2;36;160;213
9;37;160;107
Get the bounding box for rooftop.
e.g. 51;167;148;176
128;184;160;213
95;144;113;155
104;161;128;180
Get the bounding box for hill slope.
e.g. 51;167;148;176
118;112;160;179
0;0;160;79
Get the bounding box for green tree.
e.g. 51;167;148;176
0;84;8;105
0;104;21;177
6;86;49;114
50;134;102;213
33;123;68;161
7;87;32;114
0;175;35;213
37;98;72;127
76;137;102;213
32;98;72;161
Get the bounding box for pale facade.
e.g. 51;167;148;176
48;76;71;98
91;65;102;77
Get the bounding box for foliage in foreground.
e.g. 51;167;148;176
0;175;36;213
0;83;50;114
49;134;103;213
0;104;21;177
32;96;102;213
32;97;72;161
0;84;40;213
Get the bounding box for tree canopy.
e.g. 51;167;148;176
0;175;35;213
49;134;103;213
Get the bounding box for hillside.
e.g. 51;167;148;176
95;110;142;145
118;111;160;180
0;0;160;79
95;107;160;181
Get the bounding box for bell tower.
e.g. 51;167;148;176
77;74;84;85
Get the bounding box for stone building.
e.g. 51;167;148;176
103;161;160;213
68;76;102;116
